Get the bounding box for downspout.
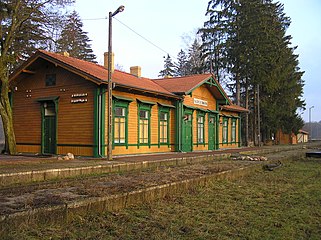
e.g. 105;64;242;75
175;99;183;152
100;86;106;157
97;86;107;157
179;100;183;152
216;114;219;150
238;116;241;147
98;89;102;156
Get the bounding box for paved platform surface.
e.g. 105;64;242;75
0;144;317;175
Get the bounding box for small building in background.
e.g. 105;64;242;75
297;129;309;143
275;129;297;145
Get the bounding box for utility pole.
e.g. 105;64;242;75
257;84;261;146
107;5;125;160
309;106;314;142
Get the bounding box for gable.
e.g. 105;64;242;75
183;85;218;111
11;58;96;90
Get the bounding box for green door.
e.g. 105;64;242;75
44;116;56;154
182;112;192;152
42;101;56;154
208;115;217;150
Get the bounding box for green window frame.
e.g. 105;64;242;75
231;118;237;143
113;100;130;147
222;117;228;143
138;102;153;146
158;107;170;145
197;112;205;144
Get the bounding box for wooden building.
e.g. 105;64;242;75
9;50;247;157
275;129;298;145
297;129;309;143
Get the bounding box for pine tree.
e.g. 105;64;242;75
56;11;96;62
159;54;176;77
188;39;205;75
199;0;305;145
174;49;189;77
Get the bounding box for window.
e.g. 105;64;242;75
113;98;131;146
44;102;56;116
137;100;154;146
139;109;149;144
231;119;236;143
159;110;169;144
197;113;205;143
114;107;126;144
222;118;228;143
45;74;56;86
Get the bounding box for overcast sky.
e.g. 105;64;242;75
75;0;321;122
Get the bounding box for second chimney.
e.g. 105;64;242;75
130;66;141;77
104;52;115;73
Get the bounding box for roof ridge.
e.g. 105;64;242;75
113;68;150;81
153;73;212;81
39;50;154;81
38;49;106;69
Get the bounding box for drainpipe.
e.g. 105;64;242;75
238;116;241;147
98;90;102;156
175;99;183;152
179;100;183;152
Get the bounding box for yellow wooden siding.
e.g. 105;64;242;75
183;85;217;111
218;114;240;148
104;90;176;155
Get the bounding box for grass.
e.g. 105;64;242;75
2;158;321;240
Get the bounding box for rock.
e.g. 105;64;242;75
260;156;268;161
66;153;75;160
231;155;268;161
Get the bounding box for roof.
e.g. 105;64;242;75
10;50;248;112
298;129;309;134
220;104;249;113
153;74;231;104
10;50;176;98
153;74;213;94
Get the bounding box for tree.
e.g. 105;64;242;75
159;54;175;77
0;0;74;154
174;49;189;77
56;10;96;62
187;39;205;75
199;0;305;145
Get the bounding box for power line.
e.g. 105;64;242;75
113;16;173;58
82;16;176;60
82;17;107;21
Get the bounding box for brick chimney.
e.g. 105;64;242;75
63;51;70;57
130;66;141;77
104;52;115;73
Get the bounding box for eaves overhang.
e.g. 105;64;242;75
113;83;182;100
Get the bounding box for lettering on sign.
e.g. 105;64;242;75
193;98;208;107
71;99;88;104
71;93;88;104
71;93;88;98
